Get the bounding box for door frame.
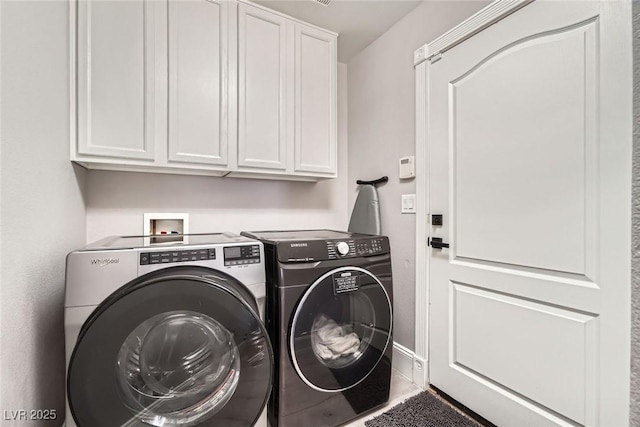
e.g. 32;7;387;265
414;0;634;414
412;0;534;389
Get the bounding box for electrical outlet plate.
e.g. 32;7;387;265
401;194;417;214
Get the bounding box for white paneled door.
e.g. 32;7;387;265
428;2;631;427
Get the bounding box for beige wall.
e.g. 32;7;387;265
3;0;638;422
631;1;640;424
85;63;349;241
0;1;87;421
347;0;489;349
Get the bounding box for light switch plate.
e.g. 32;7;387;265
401;194;416;214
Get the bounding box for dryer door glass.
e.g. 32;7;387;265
67;266;273;427
290;267;392;392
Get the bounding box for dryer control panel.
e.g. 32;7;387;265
274;236;390;263
326;237;387;260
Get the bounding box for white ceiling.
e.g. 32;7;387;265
251;0;423;62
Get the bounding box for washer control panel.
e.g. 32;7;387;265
139;244;261;266
223;244;261;266
140;248;216;265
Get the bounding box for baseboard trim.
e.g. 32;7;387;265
392;342;419;384
413;354;427;388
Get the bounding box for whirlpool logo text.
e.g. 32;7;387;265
90;258;120;267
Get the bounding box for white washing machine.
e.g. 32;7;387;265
64;233;273;427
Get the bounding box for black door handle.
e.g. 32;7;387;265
429;237;449;249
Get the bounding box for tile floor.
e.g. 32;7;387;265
344;370;422;427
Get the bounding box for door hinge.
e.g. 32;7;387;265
428;52;442;63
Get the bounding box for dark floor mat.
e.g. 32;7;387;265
364;391;479;427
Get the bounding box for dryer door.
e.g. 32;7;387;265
289;266;392;392
67;266;273;427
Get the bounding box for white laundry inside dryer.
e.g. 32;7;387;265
311;314;361;361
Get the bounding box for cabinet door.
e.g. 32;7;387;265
237;4;290;171
294;24;336;174
168;0;228;166
76;0;156;160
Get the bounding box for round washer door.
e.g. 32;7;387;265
289;266;392;392
68;266;273;427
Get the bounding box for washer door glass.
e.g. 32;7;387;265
116;311;240;426
290;267;392;392
68;266;273;427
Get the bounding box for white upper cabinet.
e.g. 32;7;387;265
235;4;337;177
72;0;337;181
295;24;337;174
168;0;229;166
237;4;290;171
75;0;157;161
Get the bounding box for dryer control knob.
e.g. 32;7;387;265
336;241;350;256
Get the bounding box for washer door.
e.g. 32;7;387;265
67;266;273;427
289;266;392;392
